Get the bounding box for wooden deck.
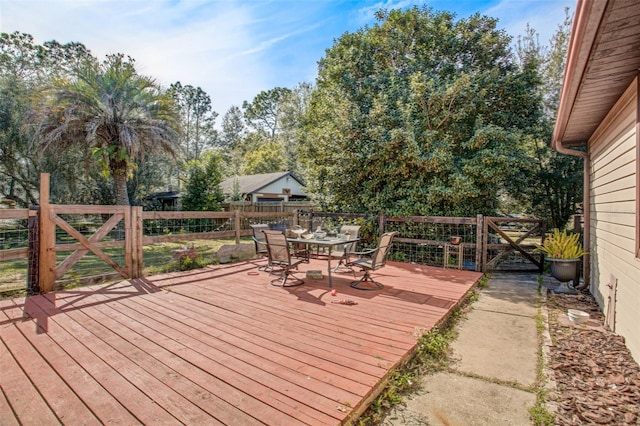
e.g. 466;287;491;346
0;259;481;425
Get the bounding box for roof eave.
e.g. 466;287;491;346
552;0;609;150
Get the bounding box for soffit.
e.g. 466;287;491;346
555;0;640;148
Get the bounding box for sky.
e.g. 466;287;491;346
1;0;574;117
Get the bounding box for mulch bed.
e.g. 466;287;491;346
546;291;640;425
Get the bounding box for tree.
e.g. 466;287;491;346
181;151;225;211
34;53;182;205
220;105;246;149
242;87;292;138
279;82;313;175
241;140;285;175
169;82;218;161
0;32;97;206
300;7;536;215
512;10;582;229
220;105;247;176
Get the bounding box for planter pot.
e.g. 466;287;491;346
548;258;580;282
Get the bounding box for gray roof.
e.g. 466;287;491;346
219;171;304;195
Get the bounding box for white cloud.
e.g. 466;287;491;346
1;0;575;118
483;0;574;46
1;0;272;115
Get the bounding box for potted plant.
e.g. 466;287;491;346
535;229;587;283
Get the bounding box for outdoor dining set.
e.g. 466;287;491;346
250;224;398;290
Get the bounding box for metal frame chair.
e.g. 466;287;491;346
332;225;362;272
263;230;306;287
346;231;398;290
250;224;271;271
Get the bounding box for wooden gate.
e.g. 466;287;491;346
482;217;545;272
38;174;143;292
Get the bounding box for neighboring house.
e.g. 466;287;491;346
553;0;640;362
219;171;307;202
144;191;180;210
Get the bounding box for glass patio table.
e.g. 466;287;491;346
286;236;359;288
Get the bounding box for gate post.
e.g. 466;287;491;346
234;210;241;244
27;205;40;294
475;214;484;272
128;206;143;278
378;213;386;237
38;173;56;292
481;215;489;273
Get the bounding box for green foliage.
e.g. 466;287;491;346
169;82;219;162
232;85;311;177
535;228;586;259
530;404;555;426
300;7;535;216
0;31;97;206
177;255;205;271
242;87;292;137
510;11;583;229
242;141;285;175
416;327;451;364
220;105;247;175
181;151;225;211
356;313;461;424
34;53;182;205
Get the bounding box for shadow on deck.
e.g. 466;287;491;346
0;259;482;425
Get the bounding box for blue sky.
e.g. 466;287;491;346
1;0;573;117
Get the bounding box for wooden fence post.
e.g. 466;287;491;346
476;214;483;272
38;173;56;293
378;213;386;237
127;206;143;279
125;205;132;279
234;210;241;244
481;215;489;273
135;206;143;277
27;206;40;294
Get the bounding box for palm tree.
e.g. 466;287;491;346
36;53;181;205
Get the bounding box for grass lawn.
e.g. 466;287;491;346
0;237;249;295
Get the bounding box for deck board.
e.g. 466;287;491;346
0;259;481;425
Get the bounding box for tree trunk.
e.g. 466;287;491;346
113;170;130;205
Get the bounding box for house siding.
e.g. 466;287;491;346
259;178;305;197
589;79;640;363
252;176;306;202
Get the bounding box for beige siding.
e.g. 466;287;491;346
588;79;640;363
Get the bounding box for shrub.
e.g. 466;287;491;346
535;229;586;259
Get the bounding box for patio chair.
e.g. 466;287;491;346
289;225;311;262
263;230;306;287
250;224;271;271
332;225;362;272
346;231;398;290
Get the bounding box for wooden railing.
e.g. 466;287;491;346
0;173;551;293
0;209;31;262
